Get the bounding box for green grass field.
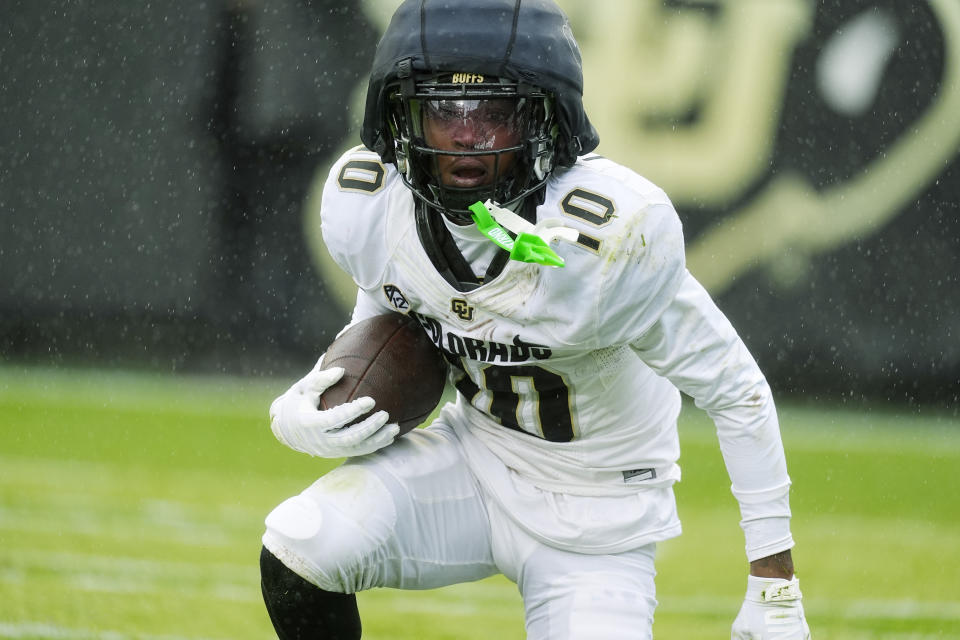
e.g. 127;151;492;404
1;365;958;639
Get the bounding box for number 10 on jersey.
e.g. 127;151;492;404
452;359;578;442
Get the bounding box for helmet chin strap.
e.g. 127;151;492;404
427;183;497;222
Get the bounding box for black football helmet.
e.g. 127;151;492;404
361;0;599;221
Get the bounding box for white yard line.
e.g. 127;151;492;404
659;594;960;622
2;550;253;581
0;550;258;604
0;622;243;640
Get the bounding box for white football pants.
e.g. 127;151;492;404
263;422;658;640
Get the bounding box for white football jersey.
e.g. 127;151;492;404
321;146;793;557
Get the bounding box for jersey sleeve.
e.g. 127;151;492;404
319;146;398;291
593;202;687;346
350;287;394;324
630;272;795;561
318;147;407;347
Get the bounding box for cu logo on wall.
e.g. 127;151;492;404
305;0;960;401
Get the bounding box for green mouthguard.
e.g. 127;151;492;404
468;201;565;267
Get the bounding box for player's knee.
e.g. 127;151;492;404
566;579;656;640
522;561;657;640
262;464;397;593
527;576;657;640
260;546;362;640
259;544;315;600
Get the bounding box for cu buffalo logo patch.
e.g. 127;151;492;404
450;298;475;322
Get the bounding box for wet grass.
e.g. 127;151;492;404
0;365;958;639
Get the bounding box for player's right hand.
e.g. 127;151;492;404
268;361;399;459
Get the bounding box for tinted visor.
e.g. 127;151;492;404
418;98;528;152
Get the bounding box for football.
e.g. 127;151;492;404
319;313;448;435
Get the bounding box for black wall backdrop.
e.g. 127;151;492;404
1;1;957;406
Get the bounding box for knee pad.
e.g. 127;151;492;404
262;464;397;593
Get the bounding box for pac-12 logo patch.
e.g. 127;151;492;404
383;285;409;312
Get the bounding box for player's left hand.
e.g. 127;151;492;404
731;576;810;639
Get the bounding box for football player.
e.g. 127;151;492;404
260;1;811;638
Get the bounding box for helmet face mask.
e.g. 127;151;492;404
387;73;556;221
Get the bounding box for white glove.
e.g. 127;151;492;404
269;362;399;458
732;576;811;639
